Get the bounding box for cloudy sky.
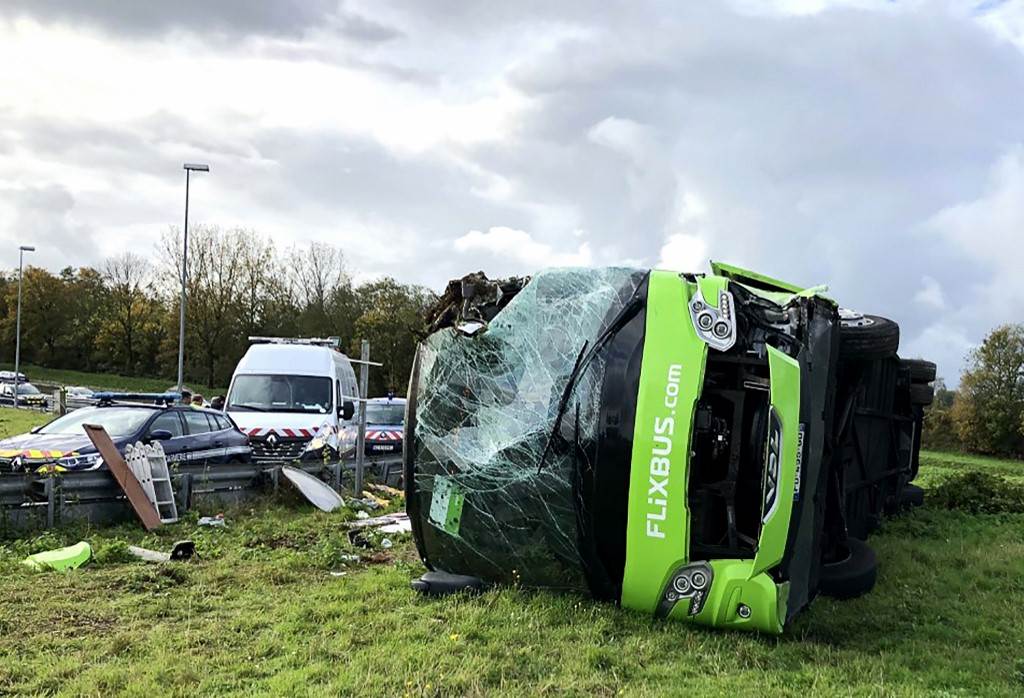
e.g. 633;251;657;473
1;0;1023;382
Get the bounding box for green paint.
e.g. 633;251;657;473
676;559;786;633
696;274;728;310
22;541;92;572
749;346;801;579
621;271;708;613
429;476;465;535
709;260;805;294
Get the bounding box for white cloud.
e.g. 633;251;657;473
914;275;946;310
2;1;1024;386
452;227;593;274
657;234;708;273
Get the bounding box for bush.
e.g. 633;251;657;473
928;471;1024;514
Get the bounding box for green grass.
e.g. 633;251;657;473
1;453;1022;696
0;362;227;396
919;449;1024;485
0;407;51;438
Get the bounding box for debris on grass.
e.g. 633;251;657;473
367;483;403;498
346;511;410;531
22;541;92;572
280;466;345;512
127;540;196;563
198;514;227;527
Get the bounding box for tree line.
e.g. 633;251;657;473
922;324;1024;458
0;226;436;397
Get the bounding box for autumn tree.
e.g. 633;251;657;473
352;278;435;396
96;253;155;374
952;324;1024;457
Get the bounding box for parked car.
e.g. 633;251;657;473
0;370;28;383
403;263;934;634
64;386;97;411
0;394;251;472
0;381;48;409
226;337;358;462
361;396;407;455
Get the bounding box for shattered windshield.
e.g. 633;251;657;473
411;267;646;591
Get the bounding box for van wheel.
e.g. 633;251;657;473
909;383;934;406
900;483;924;508
819;538;877;599
902;358;936;384
839;311;900;360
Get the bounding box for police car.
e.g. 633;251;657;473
0;392;251;472
362;396;406;455
0;380;49;408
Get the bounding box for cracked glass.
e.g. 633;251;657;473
411;267;646;590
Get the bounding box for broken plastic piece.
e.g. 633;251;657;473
127;540;195;563
281;466;344;512
22;541;92;572
410;570;485;596
198;515;227;527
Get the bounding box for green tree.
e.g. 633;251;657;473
352;278;435;396
96;253;155;375
952;324;1024;457
921;378;962;452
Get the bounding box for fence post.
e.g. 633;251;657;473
44;477;55;529
354;339;370;497
178;473;193;512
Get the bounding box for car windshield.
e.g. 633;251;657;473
16;383;40;395
228;375;332;413
39;407;154;437
365;403;405;425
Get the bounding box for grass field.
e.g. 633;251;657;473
0;406;52;438
0;362;228;396
1;420;1022;695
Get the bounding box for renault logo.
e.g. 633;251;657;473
267;433;278;445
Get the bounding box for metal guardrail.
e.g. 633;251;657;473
0;454;403;532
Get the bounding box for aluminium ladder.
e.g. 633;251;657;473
124;442;179;524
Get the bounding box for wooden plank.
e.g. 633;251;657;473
82;424;162;531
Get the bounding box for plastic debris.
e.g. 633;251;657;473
380;538;393;549
198;515;227;527
346;511;410;531
127;540;195;563
22;541;92;572
356;510;370;520
367;483;404;498
281;466;345;512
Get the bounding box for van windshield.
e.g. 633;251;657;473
365;403;405;425
228;375;332;413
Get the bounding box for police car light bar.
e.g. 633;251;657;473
248;336;341;348
93;391;181;406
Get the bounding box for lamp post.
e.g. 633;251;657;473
13;245;35;410
177;162;209;392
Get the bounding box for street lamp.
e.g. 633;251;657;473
13;245;35;410
177;162;210;392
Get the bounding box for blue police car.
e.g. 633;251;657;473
0;393;251;472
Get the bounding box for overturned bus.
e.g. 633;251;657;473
403;263;934;633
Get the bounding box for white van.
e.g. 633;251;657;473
226;337;358;462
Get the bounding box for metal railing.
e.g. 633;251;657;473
0;454;403;533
